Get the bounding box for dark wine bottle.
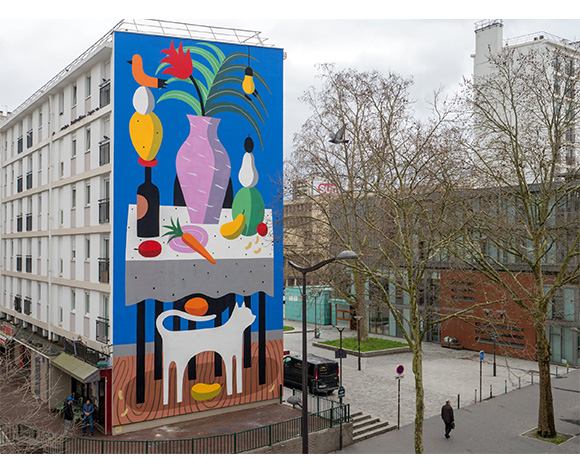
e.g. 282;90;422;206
137;167;160;237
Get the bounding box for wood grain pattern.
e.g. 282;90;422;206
112;339;283;427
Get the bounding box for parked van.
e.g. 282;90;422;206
283;354;339;395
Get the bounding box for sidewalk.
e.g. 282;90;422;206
339;367;579;454
283;319;579;454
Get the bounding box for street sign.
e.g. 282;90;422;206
338;386;345;398
480;351;484;361
335;348;347;359
396;365;404;375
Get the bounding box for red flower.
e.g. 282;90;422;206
160;41;193;80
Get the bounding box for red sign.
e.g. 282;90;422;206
396;365;404;375
2;322;14;337
316;182;337;195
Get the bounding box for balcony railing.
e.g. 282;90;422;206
99;141;110;166
14;296;22;313
23;298;32;315
96;318;110;343
98;198;110;224
99;81;110;107
98;258;110;283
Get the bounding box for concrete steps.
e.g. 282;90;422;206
351;411;396;443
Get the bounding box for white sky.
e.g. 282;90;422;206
1;2;580;159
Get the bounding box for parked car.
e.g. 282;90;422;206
283;353;339;395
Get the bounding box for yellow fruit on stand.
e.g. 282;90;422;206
129;111;163;161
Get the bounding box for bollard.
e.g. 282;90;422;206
505;380;507;394
555;366;558;378
518;376;521;389
490;384;492;399
458;394;460;410
475;389;477;404
567;362;570;374
531;373;533;385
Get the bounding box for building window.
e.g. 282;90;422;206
72;137;77;158
85;182;91;206
85;237;90;260
99;140;110;166
85;75;92;98
85;128;91;152
85;292;90;315
99;80;111;107
71;289;76;312
71;186;76;209
72;84;77;107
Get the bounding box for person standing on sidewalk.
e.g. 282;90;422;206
82;398;94;436
63;397;74;436
441;399;455;439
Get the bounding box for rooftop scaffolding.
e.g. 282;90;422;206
1;19;273;127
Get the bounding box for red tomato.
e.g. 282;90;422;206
257;222;268;236
138;240;162;258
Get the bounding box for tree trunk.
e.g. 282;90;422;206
412;342;425;454
355;272;369;342
535;321;556;437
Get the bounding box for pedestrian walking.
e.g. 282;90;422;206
82;398;95;436
63;397;74;436
441;399;455;439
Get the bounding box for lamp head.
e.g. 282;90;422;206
336;250;358;261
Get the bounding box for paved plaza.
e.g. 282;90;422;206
283;319;547;427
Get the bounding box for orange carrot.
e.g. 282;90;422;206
181;232;216;264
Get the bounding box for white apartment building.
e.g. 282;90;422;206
0;28;113;415
472;20;578;173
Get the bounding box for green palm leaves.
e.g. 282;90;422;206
157;42;270;147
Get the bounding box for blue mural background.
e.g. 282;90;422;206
112;31;284;347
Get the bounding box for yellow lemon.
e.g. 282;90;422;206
129;111;163;161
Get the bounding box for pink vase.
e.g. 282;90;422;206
175;115;231;224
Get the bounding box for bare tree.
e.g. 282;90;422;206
287;65;473;453
458;45;580;438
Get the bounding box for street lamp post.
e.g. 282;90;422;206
354;315;363;371
492;334;497;377
288;250;358;454
336;326;345;451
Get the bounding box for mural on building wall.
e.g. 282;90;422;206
112;32;283;429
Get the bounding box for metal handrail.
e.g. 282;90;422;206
1;19;273;129
0;401;349;454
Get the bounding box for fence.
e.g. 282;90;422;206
0;395;349;454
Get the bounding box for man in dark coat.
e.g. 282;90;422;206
63;397;74;435
441;399;455;439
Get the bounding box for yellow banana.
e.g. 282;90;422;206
220;213;246;240
129;111;163;161
191;383;222;401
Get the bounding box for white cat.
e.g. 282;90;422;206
156;302;255;404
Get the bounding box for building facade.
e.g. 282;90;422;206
1;19;284;435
